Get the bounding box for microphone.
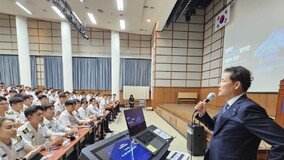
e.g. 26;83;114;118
192;92;216;123
203;92;216;103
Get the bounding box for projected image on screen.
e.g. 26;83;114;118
223;0;284;92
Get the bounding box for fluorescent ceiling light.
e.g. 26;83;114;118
88;13;97;24
72;11;82;24
52;6;65;18
80;0;84;2
16;2;32;15
120;20;125;30
117;0;123;11
147;19;151;22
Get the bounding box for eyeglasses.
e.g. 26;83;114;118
0;102;9;106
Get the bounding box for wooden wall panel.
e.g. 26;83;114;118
276;79;284;127
152;87;200;107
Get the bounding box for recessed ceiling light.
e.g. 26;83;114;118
117;0;123;11
88;13;97;24
147;19;151;22
120;20;125;30
52;6;65;18
16;2;32;15
80;0;84;2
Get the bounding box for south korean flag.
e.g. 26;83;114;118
214;4;231;32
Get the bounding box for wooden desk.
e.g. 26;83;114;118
41;128;91;160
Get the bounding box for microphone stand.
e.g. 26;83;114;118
190;110;197;160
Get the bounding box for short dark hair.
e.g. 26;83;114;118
9;97;24;105
65;99;75;106
89;98;94;103
224;66;253;92
0;96;7;102
38;95;47;100
35;90;42;96
73;98;80;103
22;94;33;100
58;93;66;98
14;93;23;98
81;98;87;104
42;103;54;110
9;89;17;94
24;105;44;118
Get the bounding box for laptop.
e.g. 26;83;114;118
124;107;167;155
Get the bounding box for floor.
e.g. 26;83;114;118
106;108;204;160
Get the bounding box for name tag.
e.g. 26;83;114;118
16;147;24;152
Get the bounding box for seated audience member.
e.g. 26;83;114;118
24;86;34;96
87;98;112;133
17;105;63;146
48;89;57;103
73;99;93;125
64;91;72;100
22;94;33;112
78;98;97;121
18;89;25;95
42;89;48;96
5;89;17;102
100;94;115;113
58;100;80;128
79;92;86;101
106;94;116;120
5;97;27;127
37;95;48;105
0;117;36;160
54;93;67;118
32;90;43;106
0;96;8;118
112;93;120;113
15;85;23;93
72;91;80;100
42;103;74;137
86;92;94;102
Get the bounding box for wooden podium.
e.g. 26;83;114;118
276;79;284;128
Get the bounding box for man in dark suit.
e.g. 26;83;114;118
195;66;284;160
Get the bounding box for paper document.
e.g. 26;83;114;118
166;150;189;160
25;146;42;159
153;128;172;140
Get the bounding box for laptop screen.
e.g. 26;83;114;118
124;107;147;137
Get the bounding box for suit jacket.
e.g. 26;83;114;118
196;94;284;160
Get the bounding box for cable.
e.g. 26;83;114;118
130;138;138;160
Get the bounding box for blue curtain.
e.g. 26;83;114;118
120;58;151;89
44;56;63;89
30;56;37;88
0;55;20;85
72;57;111;90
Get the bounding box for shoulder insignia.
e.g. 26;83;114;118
22;128;29;134
5;111;14;115
40;123;45;127
2;153;7;157
15;135;22;141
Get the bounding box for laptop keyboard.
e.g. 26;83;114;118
136;130;156;145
